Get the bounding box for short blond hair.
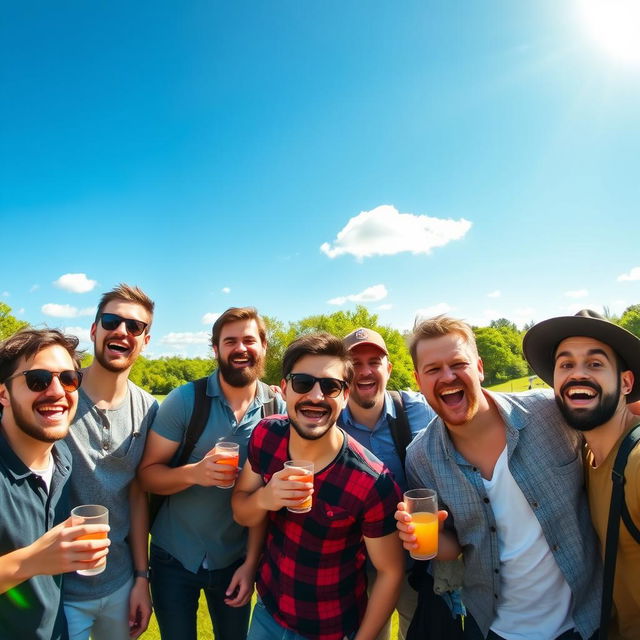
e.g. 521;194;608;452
410;315;478;368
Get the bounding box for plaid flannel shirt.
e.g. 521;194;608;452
248;416;402;640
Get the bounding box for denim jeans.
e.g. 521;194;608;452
150;544;250;640
64;576;133;640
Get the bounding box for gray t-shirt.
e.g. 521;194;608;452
63;381;158;601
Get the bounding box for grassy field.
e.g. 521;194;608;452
487;374;548;393
142;594;399;639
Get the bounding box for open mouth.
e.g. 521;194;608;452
564;386;598;402
107;341;130;354
297;403;330;421
356;379;376;392
440;387;464;406
230;354;253;367
35;404;68;422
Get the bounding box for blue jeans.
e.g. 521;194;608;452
150;544;250;640
248;599;356;640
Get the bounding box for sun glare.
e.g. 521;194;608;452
578;0;640;65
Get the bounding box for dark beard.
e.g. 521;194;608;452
217;354;265;388
555;379;620;432
289;414;332;441
11;398;68;443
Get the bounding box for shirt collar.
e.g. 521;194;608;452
0;427;32;480
340;391;394;431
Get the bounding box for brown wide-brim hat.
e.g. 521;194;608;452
523;309;640;402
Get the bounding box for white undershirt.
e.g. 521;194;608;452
29;454;54;492
482;446;574;640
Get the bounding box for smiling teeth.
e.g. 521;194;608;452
441;388;462;396
567;387;596;398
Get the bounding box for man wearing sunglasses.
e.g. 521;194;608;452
0;328;110;640
138;307;285;640
63;284;158;640
233;332;404;640
340;328;436;640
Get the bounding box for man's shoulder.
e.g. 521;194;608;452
127;379;159;408
344;432;386;474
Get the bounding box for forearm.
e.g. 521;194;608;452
128;480;150;573
137;462;197;495
354;565;403;640
437;529;462;561
0;547;31;594
232;487;271;527
244;520;266;568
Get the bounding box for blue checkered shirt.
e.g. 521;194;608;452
405;389;601;639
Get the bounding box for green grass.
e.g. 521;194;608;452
141;594;399;638
487;374;548;393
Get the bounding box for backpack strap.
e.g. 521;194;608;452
176;376;213;467
387;390;413;468
258;381;279;419
598;423;640;639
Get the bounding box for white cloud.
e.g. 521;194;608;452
42;303;95;318
327;284;388;306
320;204;472;260
1;291;8;297
202;312;221;325
487;290;501;298
63;326;92;344
564;289;588;299
618;267;640;282
377;303;392;311
29;284;39;293
414;303;453;324
53;273;97;294
221;287;231;294
160;332;210;345
18;308;25;315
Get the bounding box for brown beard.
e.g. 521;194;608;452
218;353;265;388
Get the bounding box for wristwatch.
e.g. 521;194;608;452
134;569;150;580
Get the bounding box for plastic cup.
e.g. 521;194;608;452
284;460;314;513
71;504;109;575
404;489;438;561
214;441;240;489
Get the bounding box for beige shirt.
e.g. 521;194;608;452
585;426;640;640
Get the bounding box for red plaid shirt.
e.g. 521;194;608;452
248;416;402;640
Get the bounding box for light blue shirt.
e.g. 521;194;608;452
149;372;286;573
406;389;601;639
339;390;436;492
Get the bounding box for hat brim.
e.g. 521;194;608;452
523;316;640;402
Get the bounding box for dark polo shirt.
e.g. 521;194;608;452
0;429;72;640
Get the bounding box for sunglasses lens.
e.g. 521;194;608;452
24;370;53;392
101;313;120;331
101;313;146;336
59;370;82;392
290;374;315;394
319;379;343;398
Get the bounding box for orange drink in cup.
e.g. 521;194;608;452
284;460;314;513
71;504;109;576
214;441;240;489
404;489;439;561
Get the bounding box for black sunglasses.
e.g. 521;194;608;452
100;313;148;337
5;369;83;393
285;373;348;398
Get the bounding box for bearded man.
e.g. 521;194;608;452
138;307;285;640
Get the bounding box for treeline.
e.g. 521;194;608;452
3;301;640;395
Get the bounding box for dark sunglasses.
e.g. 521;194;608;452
5;369;83;393
100;313;148;337
285;373;348;398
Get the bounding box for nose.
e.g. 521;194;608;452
307;381;326;401
43;374;66;398
441;366;456;382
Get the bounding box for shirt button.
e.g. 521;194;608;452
552;544;559;552
494;569;499;574
103;443;109;450
530;501;538;508
490;526;496;533
483;497;490;504
494;593;498;599
472;467;478;472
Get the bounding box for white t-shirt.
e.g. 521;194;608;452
482;446;574;640
30;454;54;492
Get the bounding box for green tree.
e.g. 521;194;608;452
619;304;640;338
474;326;527;386
263;306;417;390
0;302;28;340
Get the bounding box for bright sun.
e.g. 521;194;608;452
577;0;640;65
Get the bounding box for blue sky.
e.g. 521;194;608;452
2;1;640;358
